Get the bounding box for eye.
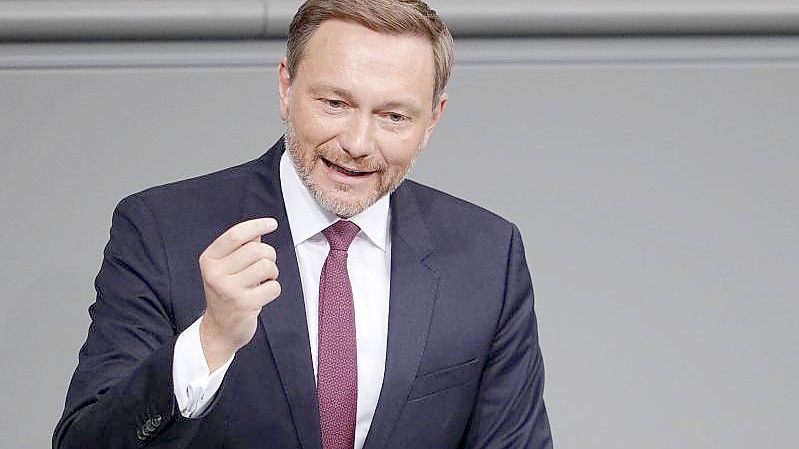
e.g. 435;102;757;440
386;113;408;124
324;99;345;109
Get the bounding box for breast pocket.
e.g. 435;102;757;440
407;358;482;402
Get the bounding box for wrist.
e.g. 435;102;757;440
199;315;238;372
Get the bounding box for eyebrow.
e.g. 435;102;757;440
309;84;355;102
308;83;425;116
380;101;424;117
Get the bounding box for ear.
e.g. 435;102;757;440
278;57;292;121
421;92;448;148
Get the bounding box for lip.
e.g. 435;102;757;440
320;157;377;184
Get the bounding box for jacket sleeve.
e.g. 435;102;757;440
53;194;207;449
461;224;554;449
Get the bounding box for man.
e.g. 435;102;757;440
54;1;553;448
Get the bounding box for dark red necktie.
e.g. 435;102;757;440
318;220;360;449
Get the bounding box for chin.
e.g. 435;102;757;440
308;182;374;218
317;193;371;218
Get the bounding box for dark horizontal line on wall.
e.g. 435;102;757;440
5;60;799;73
3;37;799;71
0;41;283;70
454;36;799;65
457;58;799;69
0;63;274;72
2;1;799;42
447;4;799;37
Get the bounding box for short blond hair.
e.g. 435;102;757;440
287;0;454;105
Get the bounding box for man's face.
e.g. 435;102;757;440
279;19;447;218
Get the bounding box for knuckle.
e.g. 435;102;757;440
261;244;277;260
198;250;211;266
258;257;275;272
209;274;228;291
259;248;275;264
263;280;281;299
252;258;268;272
272;281;282;297
202;265;221;283
241;241;260;258
226;230;246;246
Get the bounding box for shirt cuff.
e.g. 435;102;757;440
173;316;235;418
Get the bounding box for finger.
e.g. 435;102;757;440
222;241;277;275
243;280;282;307
233;258;278;288
205;218;278;259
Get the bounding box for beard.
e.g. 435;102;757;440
284;117;418;218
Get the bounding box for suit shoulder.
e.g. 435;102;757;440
131;156;264;205
110;152;274;234
400;179;516;234
401;179;513;225
398;180;524;290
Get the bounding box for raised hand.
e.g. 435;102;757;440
198;218;280;371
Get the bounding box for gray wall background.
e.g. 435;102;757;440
1;1;797;448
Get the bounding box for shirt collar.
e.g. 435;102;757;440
280;150;390;251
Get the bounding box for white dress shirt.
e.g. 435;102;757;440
173;150;391;449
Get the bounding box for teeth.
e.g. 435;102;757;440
325;158;368;176
342;167;362;175
335;164;356;175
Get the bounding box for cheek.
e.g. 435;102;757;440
292;104;340;143
379;133;424;165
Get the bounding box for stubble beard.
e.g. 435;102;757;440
284;117;417;218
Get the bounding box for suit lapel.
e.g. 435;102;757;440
242;139;322;449
362;183;440;449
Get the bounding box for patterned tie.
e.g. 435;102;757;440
318;220;360;449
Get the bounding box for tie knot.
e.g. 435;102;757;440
322;220;360;251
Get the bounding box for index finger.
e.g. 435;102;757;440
205;217;278;259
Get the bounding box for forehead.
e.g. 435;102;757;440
296;19;436;105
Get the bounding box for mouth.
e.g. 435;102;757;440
321;157;376;177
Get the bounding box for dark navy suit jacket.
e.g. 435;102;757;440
54;139;553;449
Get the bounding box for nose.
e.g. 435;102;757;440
338;113;375;158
